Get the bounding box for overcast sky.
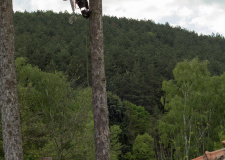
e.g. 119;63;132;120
13;0;225;37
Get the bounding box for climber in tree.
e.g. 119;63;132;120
76;0;91;18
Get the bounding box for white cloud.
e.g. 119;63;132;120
189;4;225;35
177;7;193;17
13;0;30;11
13;0;72;13
30;0;71;12
12;0;225;36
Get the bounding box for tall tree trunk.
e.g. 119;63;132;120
0;0;24;159
89;0;110;159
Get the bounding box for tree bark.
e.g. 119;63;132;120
0;0;24;159
89;0;110;159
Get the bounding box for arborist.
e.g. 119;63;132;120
75;0;91;18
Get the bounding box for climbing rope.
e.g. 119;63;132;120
66;0;90;86
69;0;77;24
85;19;89;86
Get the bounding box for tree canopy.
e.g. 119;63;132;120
8;11;225;160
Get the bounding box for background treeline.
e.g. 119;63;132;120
14;10;225;113
6;10;225;159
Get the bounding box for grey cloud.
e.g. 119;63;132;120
158;14;182;24
144;5;158;12
203;0;225;10
175;0;225;10
203;0;225;4
13;0;31;11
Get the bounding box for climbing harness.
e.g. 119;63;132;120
64;0;90;22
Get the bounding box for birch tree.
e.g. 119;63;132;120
158;59;214;160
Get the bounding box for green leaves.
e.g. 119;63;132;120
123;133;155;160
15;58;96;159
132;133;155;160
159;58;225;159
173;58;210;84
110;125;122;160
124;101;151;138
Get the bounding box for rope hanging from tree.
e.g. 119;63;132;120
64;0;90;86
69;0;77;24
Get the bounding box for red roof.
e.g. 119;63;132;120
192;141;225;160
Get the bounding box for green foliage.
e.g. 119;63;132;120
118;101;152;157
122;133;155;160
14;11;225;115
110;125;122;160
214;126;225;150
11;11;225;160
12;57;154;159
15;57;95;159
124;101;151;139
132;133;155;160
158;58;225;159
108;92;124;126
107;93;153;157
14;11;89;87
122;152;136;160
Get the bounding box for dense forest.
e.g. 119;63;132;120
2;10;225;159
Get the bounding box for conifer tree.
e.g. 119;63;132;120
0;0;23;159
89;0;111;159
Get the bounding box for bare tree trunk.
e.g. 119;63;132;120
0;0;23;159
89;0;110;159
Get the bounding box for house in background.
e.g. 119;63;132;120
192;141;225;160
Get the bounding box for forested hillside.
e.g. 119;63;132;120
14;11;225;112
11;10;225;159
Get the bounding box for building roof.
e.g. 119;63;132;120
192;141;225;160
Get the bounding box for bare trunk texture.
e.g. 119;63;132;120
0;0;24;159
89;0;111;159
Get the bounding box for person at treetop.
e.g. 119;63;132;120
76;0;91;18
